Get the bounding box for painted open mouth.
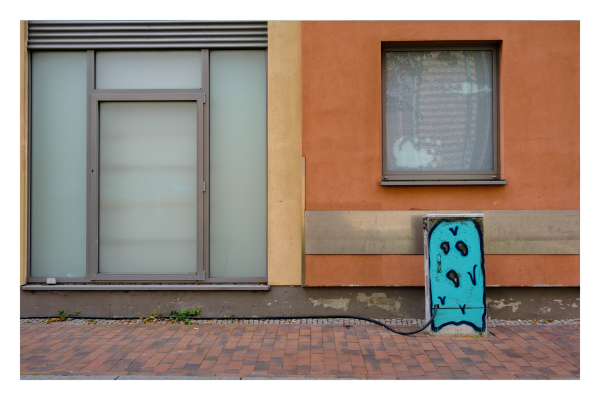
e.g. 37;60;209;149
446;270;459;287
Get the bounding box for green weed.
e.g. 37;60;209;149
169;308;201;324
57;310;80;321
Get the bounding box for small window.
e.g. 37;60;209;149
382;45;501;184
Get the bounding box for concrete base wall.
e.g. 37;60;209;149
20;287;579;320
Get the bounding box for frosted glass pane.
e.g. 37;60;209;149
385;50;494;171
210;51;267;278
30;51;87;278
99;102;197;274
96;51;202;89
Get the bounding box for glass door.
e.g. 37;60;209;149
90;93;205;280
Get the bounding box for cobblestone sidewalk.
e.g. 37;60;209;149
20;320;579;379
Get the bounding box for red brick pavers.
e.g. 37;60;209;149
20;323;579;379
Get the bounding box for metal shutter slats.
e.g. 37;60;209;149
29;32;268;38
28;21;268;49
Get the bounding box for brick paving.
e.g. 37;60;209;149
20;322;579;379
19;316;580;326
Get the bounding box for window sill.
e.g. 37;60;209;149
21;284;270;291
380;180;507;186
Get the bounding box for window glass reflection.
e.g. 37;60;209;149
385;50;494;172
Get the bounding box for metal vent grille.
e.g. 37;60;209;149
27;21;268;49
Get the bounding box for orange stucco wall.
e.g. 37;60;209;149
301;21;579;287
302;21;579;211
305;255;580;287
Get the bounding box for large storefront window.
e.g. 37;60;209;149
30;51;87;278
29;47;267;283
209;51;267;279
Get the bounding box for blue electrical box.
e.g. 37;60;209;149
423;214;486;336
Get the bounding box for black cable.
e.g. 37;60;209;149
21;304;439;336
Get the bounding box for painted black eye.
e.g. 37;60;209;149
440;241;450;255
455;241;468;256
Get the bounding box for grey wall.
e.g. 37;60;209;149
21;287;579;320
305;210;580;255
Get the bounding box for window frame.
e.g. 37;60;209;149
89;92;206;282
381;44;501;184
27;48;269;284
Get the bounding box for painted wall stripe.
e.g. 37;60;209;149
305;210;579;255
267;22;302;285
304;254;580;287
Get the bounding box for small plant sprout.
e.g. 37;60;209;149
169;308;201;323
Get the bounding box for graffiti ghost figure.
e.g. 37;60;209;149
427;217;486;334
